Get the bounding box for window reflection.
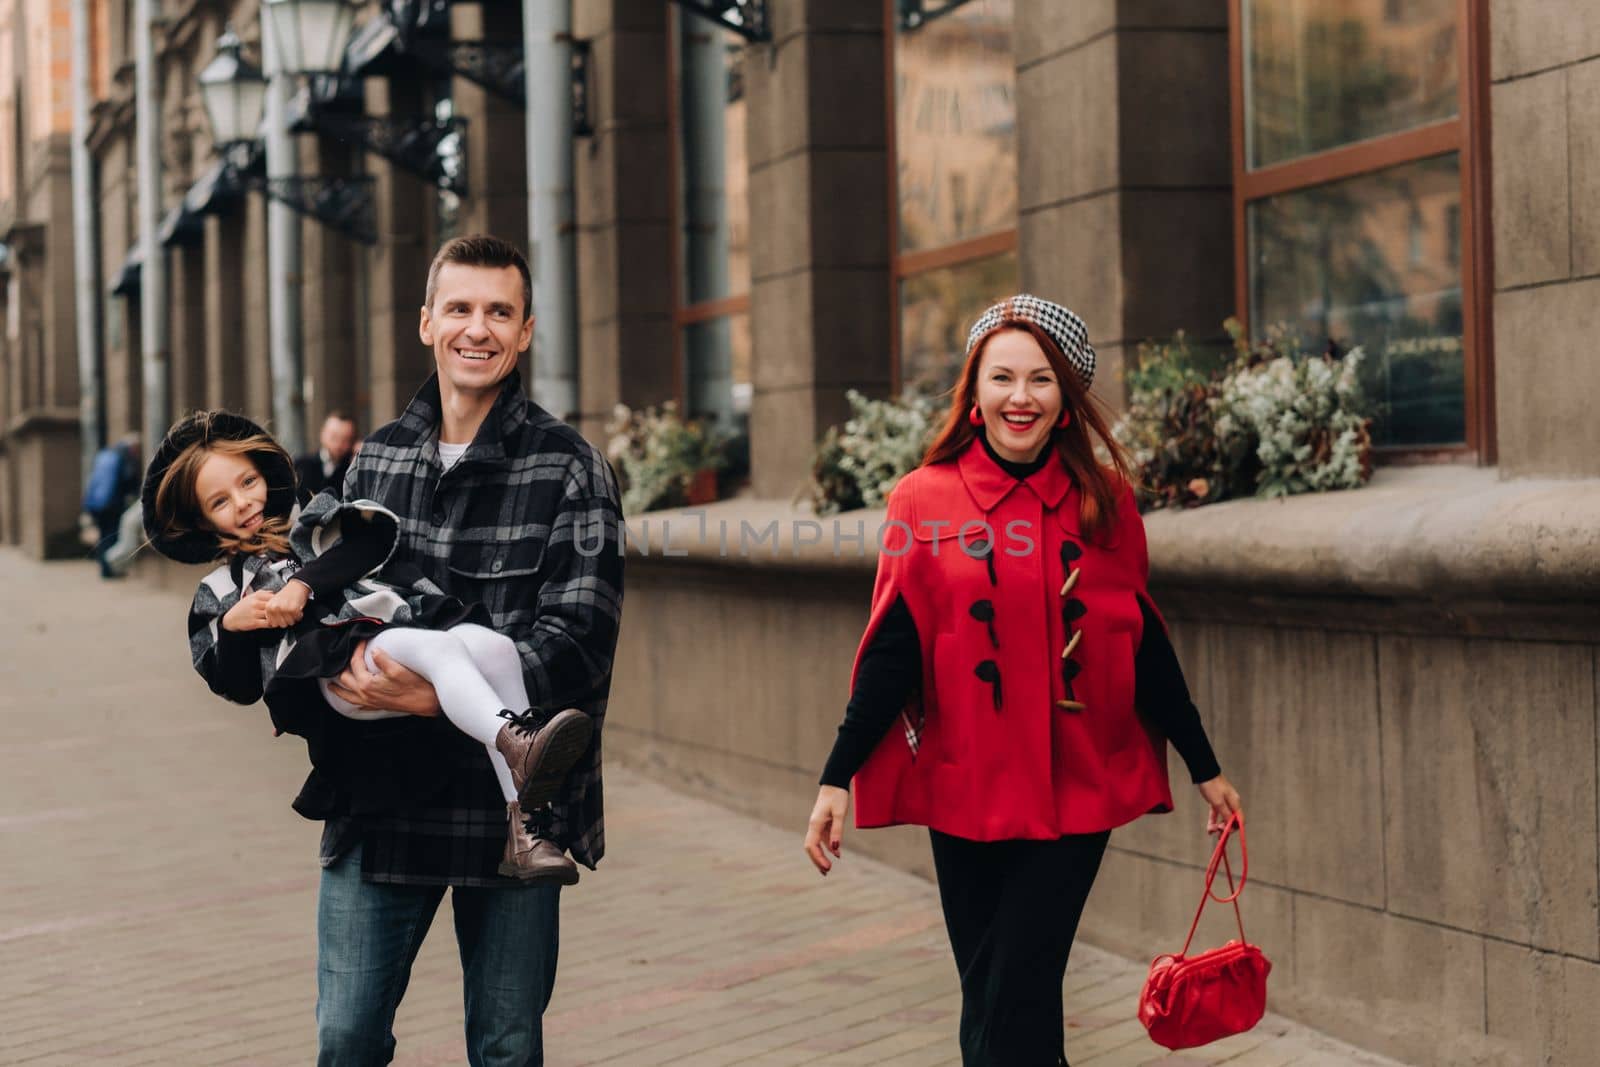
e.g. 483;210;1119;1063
676;13;750;304
1246;0;1457;168
895;0;1016;253
1249;154;1463;447
899;251;1018;396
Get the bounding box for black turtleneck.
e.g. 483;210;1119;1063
977;429;1056;481
818;440;1221;791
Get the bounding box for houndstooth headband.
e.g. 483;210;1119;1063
965;294;1096;390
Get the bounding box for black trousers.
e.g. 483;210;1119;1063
929;828;1111;1067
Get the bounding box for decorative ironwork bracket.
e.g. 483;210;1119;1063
669;1;771;43
311;114;466;193
897;0;976;31
411;38;525;104
263;176;377;245
211;143;375;245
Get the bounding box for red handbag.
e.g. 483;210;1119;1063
1138;812;1272;1050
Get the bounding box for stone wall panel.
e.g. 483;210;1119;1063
1492;71;1570;289
1201;624;1385;908
1380;635;1599;955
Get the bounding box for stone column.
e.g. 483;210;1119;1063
240;190;273;422
168;241;207;414
203;212;246;412
300;134;360;432
1014;0;1231;406
572;0;675;441
96;129;142;440
364;75;433;424
744;1;891;499
451;2;529;248
1490;0;1600;475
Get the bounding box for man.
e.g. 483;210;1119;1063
313;235;624;1065
82;434;140;578
294;411;358;504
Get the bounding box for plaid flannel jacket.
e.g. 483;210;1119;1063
326;370;624;884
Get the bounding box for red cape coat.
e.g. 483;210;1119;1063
851;440;1174;839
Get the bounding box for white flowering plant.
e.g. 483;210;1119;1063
1214;333;1373;498
804;389;944;515
605;402;732;515
1115;320;1373;510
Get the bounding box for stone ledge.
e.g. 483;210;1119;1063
627;467;1600;601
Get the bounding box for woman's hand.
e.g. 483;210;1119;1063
264;580;311;629
221;590;276;632
1197;774;1242;834
803;785;851;876
325;641;441;717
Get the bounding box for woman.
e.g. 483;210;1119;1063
803;294;1241;1066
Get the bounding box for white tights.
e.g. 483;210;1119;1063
316;623;528;804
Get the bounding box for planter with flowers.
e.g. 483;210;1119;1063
1114;319;1374;511
606;402;735;515
802;389;944;516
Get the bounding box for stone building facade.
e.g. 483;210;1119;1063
4;1;1599;1062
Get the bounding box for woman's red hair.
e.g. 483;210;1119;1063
922;318;1134;543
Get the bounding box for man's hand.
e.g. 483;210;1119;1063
221;590;276;632
326;639;442;717
264;580;311;628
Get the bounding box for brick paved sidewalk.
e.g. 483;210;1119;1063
0;550;1403;1066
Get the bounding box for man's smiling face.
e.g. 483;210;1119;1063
419;261;534;402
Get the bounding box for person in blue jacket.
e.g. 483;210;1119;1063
82;435;141;578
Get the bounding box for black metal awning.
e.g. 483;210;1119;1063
345;14;403;76
158;201;205;247
110;245;142;296
183;158;246;215
671;1;770;42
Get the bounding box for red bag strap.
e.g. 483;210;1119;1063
1179;811;1248;957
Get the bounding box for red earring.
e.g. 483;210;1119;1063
969;405;983;427
1056;409;1072;429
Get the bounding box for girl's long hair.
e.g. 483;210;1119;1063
922;319;1134;543
150;430;295;560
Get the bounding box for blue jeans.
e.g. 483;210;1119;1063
316;845;561;1066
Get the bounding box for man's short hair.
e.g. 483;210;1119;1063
324;410;354;426
424;235;533;321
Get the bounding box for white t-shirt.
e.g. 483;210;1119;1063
437;440;469;471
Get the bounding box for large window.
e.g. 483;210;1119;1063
670;11;750;439
889;0;1018;396
1234;0;1491;455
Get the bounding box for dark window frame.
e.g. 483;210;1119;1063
882;0;1019;393
1229;0;1494;463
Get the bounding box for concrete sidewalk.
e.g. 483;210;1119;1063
0;549;1403;1066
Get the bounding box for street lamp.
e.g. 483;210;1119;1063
263;0;358;79
197;27;266;150
198;3;357;453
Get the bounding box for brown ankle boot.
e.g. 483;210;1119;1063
494;707;593;810
498;802;580;885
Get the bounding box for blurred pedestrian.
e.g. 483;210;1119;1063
81;434;140;578
294;410;357;505
802;295;1242;1066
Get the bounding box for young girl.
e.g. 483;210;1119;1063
142;409;592;885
